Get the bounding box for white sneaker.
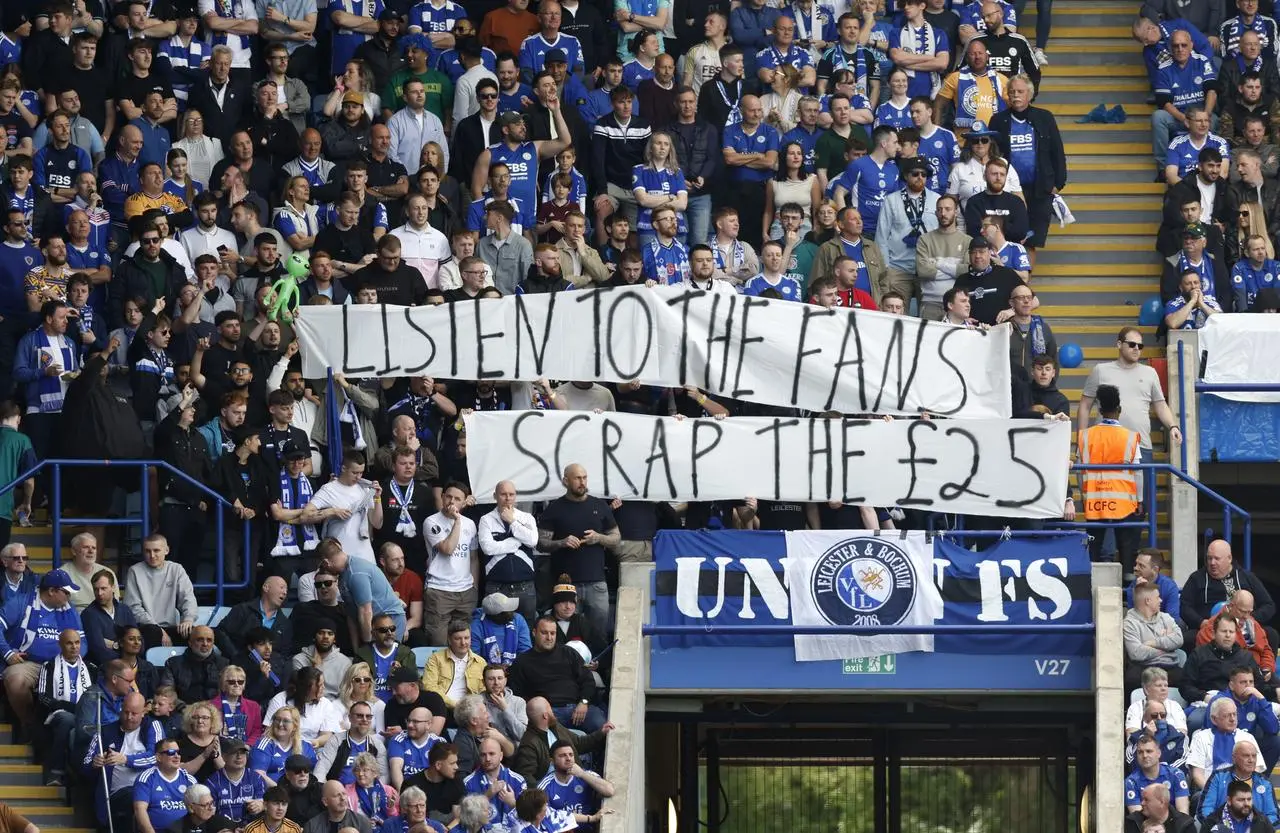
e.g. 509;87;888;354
1033;47;1049;65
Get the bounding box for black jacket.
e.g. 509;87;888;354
1204;808;1276;833
353;35;407;93
62;353;148;464
215;599;295;662
1182;567;1278;630
161;649;229;704
187;77;253;149
990;105;1067;200
155;407;214;507
291;602;355;656
285;777;325;826
1124;809;1197;833
557;0;612;74
1220;54;1280;109
449;112;499;185
1161;250;1231;309
245;112;301;175
1160;174;1236;255
0;184;57;243
664;118;720;199
320;117;372;164
110;250;188;329
1031;380;1070;416
590;113;651;199
506;644;596;707
1180;641;1268;703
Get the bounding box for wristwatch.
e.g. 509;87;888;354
579;699;589;706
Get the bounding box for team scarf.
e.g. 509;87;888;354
1025;315;1048;358
340;395;367;450
221;697;249;741
35;329;77;413
388;479;417;537
709;235;747;272
272;470;318;556
356;782;389;825
47;656;91;711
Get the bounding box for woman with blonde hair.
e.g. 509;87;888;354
806;199;840;245
420;141;462;210
178;701;225;781
274;175;320;257
250;705;315;787
1227;207;1275;267
172;109;224;186
212;664;263;746
338;662;387;732
760;65;804;134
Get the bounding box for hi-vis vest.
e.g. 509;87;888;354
1079;420;1141;520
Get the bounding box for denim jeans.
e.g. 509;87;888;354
577;580;611;636
1012;0;1053;49
552;703;607;733
1151;110;1184;167
686;194;712;249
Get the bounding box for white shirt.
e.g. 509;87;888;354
477;507;539;574
391;222;451;290
454;64;498;125
308;480;377;562
424;512;477;592
1185;726;1266;773
446;651;470;701
264;693;345;744
111;726;147;792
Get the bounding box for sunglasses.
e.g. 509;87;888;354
1122;340;1144;349
315;580;335;588
969;137;990;144
374;626;396;634
160;749;181;756
226;679;246;685
1240;211;1251;217
478;93;498;100
141;237;161;244
353;676;372;683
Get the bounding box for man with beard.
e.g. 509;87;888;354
951;236;1024;326
472;105;571;228
512;696;611;784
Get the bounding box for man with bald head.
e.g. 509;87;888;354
160;625;228;704
387;707;441;792
463;736;525;820
1124;782;1195;833
721;93;778;251
303;780;372;833
99;124;144;227
536;466;619;634
512;695;612;784
479;481;539;625
1197;588;1275;683
935;40;1007;132
1182;539;1275;632
88;690;166;833
216;575;294;661
974;1;1039;83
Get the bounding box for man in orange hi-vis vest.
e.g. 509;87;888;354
1079;383;1144;571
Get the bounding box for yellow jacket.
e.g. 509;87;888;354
420;649;486;708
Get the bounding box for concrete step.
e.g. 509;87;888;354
1042;64;1147;78
1065;141;1149;155
1036;247;1160;266
1056;222;1160;236
1048;101;1153;119
1035;264;1160;278
1062;182;1165;196
1043;26;1132;39
1039;303;1144;317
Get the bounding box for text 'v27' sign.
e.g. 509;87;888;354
293;287;1014;418
463;411;1070;518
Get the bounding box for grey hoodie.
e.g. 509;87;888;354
123;561;198;627
1123;607;1184;665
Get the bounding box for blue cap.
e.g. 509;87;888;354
40;569;80;592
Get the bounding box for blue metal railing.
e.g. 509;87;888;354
0;459;251;606
925;462;1252;568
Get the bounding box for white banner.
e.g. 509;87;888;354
293;287;1013;418
462;411;1070;518
1199;314;1280;402
785;531;944;661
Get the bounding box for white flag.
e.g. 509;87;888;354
785;531;944;662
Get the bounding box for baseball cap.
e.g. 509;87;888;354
482;593;520;616
342;90;364;106
377;8;402;21
544;48;568;65
285;754;313;773
222;737;249;755
390;666;421;686
40;569;80;592
968;236;992;251
552;575;577;604
283;448;309;463
899;156;930;176
1182;223;1207;239
498;111;524;127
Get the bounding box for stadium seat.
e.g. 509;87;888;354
412;646;438;670
147;646;186;666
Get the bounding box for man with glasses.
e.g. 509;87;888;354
357;613;416;700
172;783;237;833
389;707;443;791
0;543;37;605
876;156;938;307
133;737;198;833
0;568;85;734
1152;31;1220;181
349;234;431;307
206;736;267;822
110;222;186;329
1079;329;1183;508
383;667;448;741
85;691;164;833
315;700;389;785
449;78;500;191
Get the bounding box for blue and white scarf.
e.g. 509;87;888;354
273;470;317;556
340;396;367;450
35;329;77;413
1026;315;1048;358
135;347;174;385
388;479;416;538
709;235;747;272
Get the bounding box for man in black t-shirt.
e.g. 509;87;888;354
52;33;113;136
952;237;1024;326
537;464;619;636
402;742;465;824
347;234;430;306
383;666;448;738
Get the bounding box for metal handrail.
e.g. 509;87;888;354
0;458;251;605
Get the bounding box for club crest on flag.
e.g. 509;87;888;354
813;538;917;627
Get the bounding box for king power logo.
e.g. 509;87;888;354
672;554;1073;623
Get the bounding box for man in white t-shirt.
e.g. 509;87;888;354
301;451;384;563
423;482;479;646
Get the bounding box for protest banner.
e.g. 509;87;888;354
292;287;1013;418
462;410;1069;518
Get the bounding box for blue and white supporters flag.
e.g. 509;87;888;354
785;531;945;662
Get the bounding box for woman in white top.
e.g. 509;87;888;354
274;175;321;259
264;666;345;750
760;65;804;134
764;141;821;241
947;126;1023;209
172;109;224;186
324;59;382;121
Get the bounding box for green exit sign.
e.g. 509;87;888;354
842;655;898;674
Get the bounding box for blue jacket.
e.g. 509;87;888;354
196;417;228;462
1211;691;1280;737
1126;720;1187;769
81;601;137;667
82;716;165;824
14;326;83;414
1201;769;1279;824
0;594;86;663
0;569;39;607
98;152;141;226
471;608;531;666
1125;573;1183;622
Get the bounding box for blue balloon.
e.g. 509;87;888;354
1138;296;1163;327
1058;343;1084;369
